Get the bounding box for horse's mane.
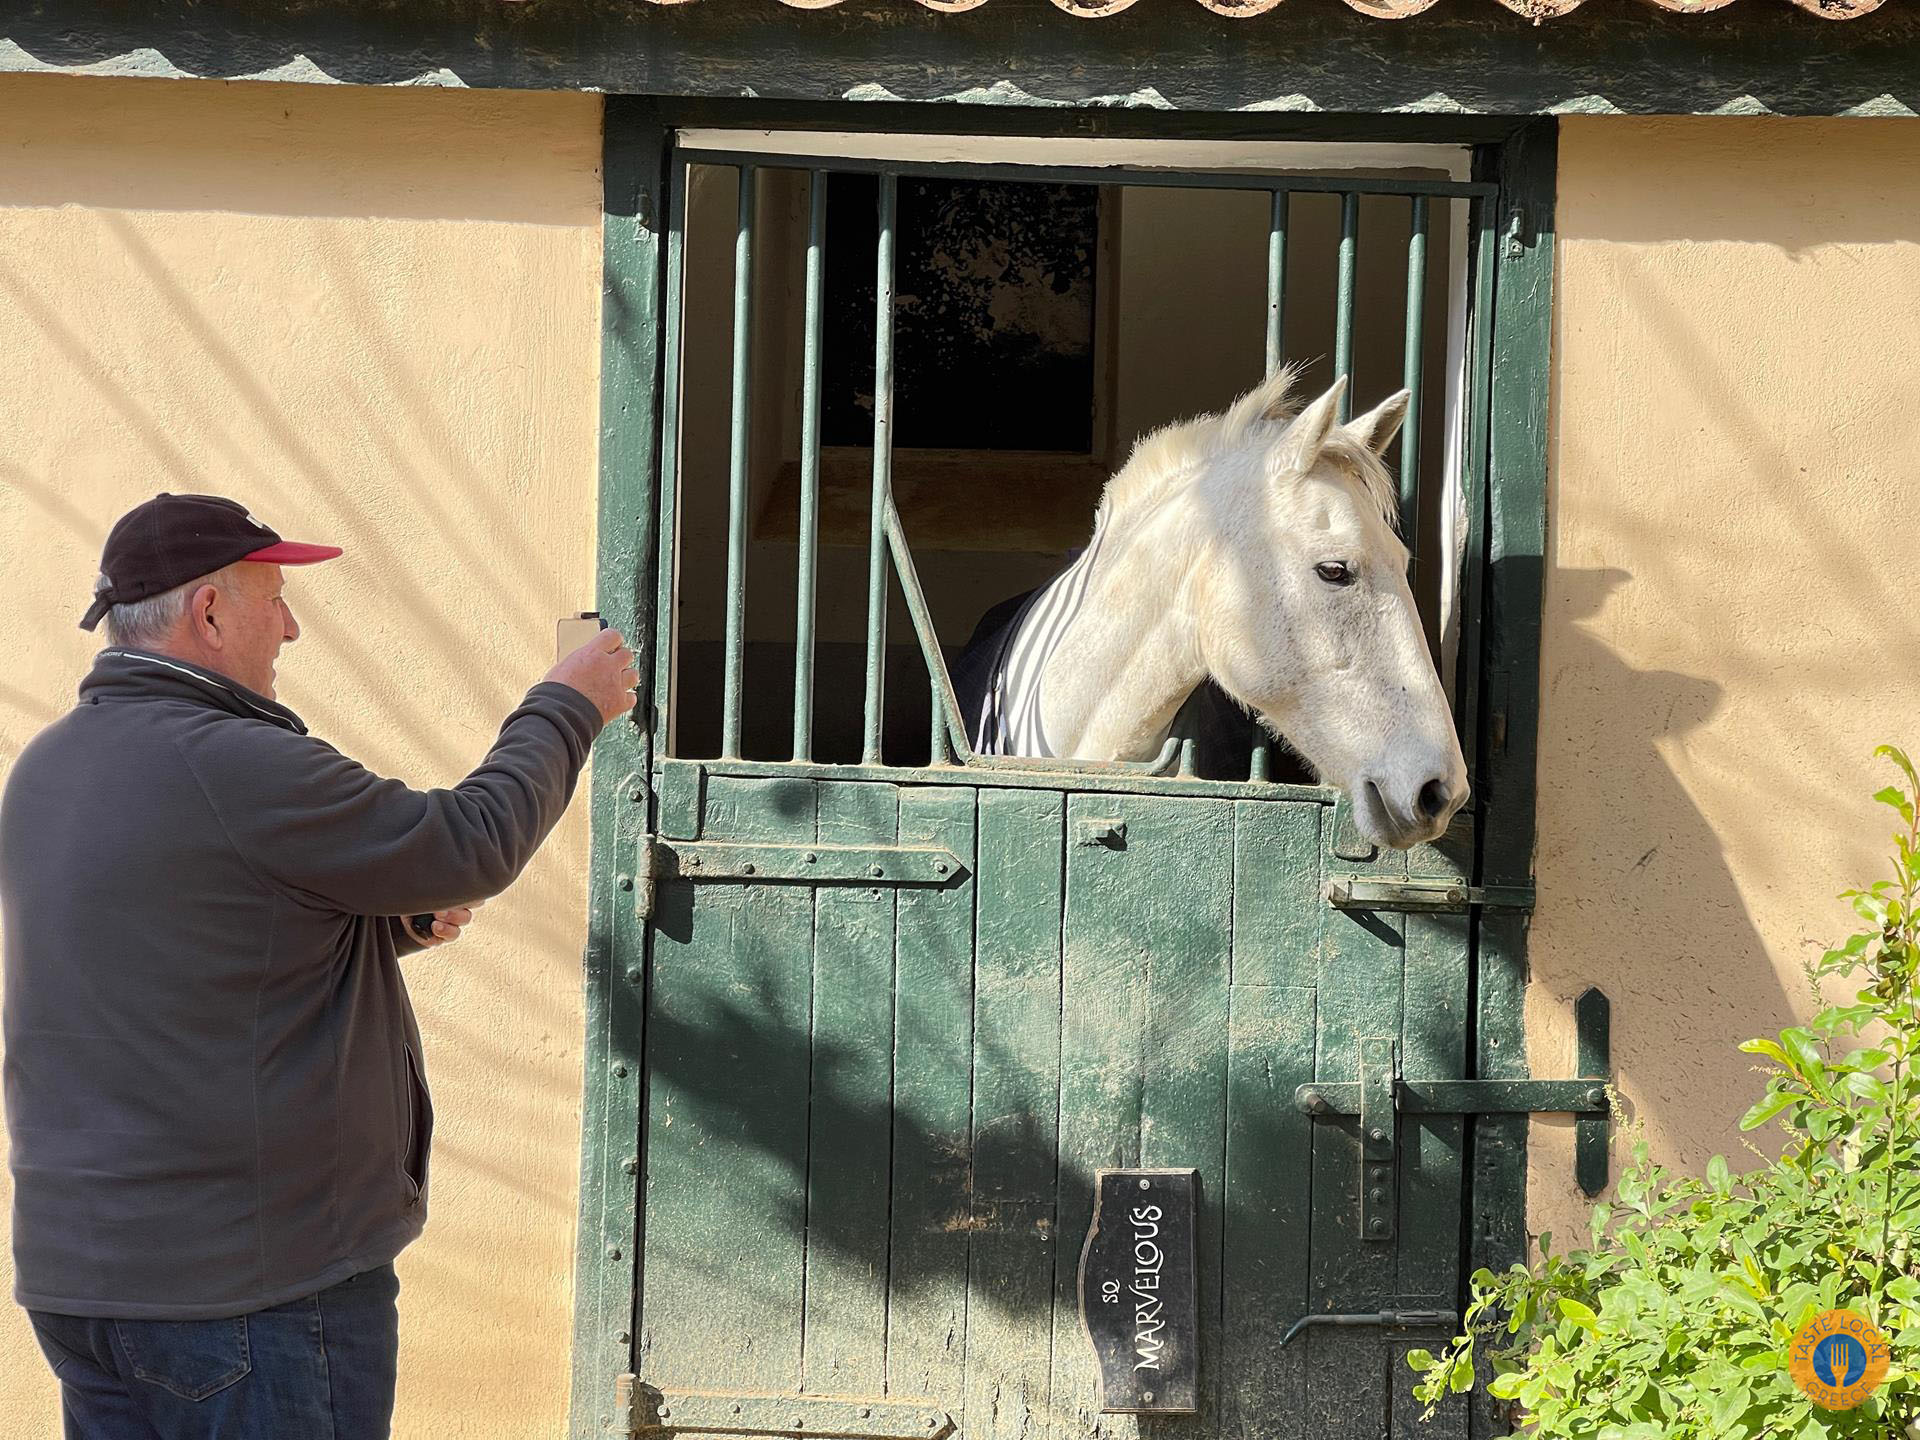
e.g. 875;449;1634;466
1094;367;1401;539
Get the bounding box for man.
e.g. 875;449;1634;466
0;492;637;1439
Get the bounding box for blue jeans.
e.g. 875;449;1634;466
27;1265;400;1440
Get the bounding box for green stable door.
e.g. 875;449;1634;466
573;111;1582;1440
634;761;1477;1439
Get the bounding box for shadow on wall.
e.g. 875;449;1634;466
1529;565;1794;1177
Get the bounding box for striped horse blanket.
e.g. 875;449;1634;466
948;533;1291;780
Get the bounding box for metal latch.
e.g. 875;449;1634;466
617;1377;956;1438
1296;988;1611;1240
1324;876;1535;914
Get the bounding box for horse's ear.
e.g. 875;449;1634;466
1281;376;1347;472
1345;388;1412;459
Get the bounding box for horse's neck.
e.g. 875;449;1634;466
1037;512;1209;761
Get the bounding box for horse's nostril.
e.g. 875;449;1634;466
1417;778;1453;821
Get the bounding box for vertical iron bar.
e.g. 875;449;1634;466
1265;190;1289;379
1457;194;1498;749
720;165;754;759
1249;743;1271;784
929;670;949;766
1401;195;1429;567
863;173;898;765
651;159;688;757
793;170;827;762
1335;191;1359;420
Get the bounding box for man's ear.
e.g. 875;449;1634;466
190;582;224;649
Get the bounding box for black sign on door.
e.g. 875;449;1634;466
1077;1168;1201;1414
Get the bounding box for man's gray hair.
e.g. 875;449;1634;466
103;566;236;649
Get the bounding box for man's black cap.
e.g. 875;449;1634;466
80;493;343;632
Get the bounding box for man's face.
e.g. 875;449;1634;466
215;563;300;699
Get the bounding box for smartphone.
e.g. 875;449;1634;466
555;611;606;663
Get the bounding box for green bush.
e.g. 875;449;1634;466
1410;747;1920;1438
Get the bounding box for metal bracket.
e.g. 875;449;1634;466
1296;987;1612;1239
1325;876;1535;914
619;1378;955;1438
652;840;964;886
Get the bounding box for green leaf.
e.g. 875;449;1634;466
1740;1093;1797;1131
1559;1298;1600;1331
1487;1372;1525;1401
1874;785;1917;827
1846;1071;1890;1103
1405;1348;1436;1373
1875;744;1919;793
1708;1155;1732;1193
1739;1038;1791;1066
1780;1027;1825;1077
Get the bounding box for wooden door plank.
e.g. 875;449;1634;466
1221;982;1317;1440
1304;833;1406;1435
803;780;902;1396
964;790;1066;1440
887;785;978;1408
1228;801;1323;989
640;775;818;1393
1220;799;1324;1440
1053;795;1235;1440
1392;834;1473;1438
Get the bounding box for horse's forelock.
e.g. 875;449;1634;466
1099;385;1401;539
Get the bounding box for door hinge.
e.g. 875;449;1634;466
1296;988;1611;1240
616;1378;955;1438
1324;875;1534;914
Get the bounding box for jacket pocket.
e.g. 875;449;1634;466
402;1042;434;1204
114;1316;251;1401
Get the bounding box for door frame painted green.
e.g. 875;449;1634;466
569;102;1557;1440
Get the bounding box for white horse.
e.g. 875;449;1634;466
956;368;1468;851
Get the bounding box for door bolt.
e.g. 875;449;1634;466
618;874;633;891
1369;1127;1388;1144
869;864;885;878
741;863;756;876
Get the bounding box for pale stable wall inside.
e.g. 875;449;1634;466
1529;117;1920;1249
0;76;603;1436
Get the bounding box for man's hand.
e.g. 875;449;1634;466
413;905;477;948
545;627;639;728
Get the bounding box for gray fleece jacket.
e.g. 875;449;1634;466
1;647;602;1319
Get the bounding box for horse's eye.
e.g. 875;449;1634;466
1314;561;1353;586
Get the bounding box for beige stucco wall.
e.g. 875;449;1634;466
0;75;603;1437
1529;117;1920;1249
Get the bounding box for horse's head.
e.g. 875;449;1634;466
1194;371;1468;849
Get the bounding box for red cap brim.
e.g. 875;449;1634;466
243;542;343;566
